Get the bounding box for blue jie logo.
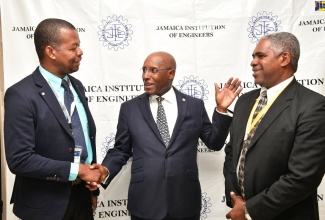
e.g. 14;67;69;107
176;75;209;100
201;192;212;219
101;133;115;157
98;15;133;51
247;11;282;43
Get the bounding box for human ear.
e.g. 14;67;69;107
45;45;56;60
280;52;290;68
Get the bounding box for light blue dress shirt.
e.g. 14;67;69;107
39;66;93;181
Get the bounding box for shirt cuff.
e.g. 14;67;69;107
245;207;252;220
68;162;79;181
101;166;110;184
215;108;232;117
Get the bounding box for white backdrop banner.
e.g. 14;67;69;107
1;0;325;219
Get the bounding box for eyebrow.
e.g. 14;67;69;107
252;51;265;57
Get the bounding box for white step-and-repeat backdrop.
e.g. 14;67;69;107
1;0;325;219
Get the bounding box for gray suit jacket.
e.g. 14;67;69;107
224;79;325;220
102;87;232;219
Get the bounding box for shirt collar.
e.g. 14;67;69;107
39;65;67;92
260;76;294;100
149;87;176;104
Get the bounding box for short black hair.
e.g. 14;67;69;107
34;18;76;60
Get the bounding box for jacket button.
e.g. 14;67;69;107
165;154;168;159
68;148;73;153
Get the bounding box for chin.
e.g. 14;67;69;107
145;90;154;95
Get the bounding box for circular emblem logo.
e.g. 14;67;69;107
247;11;282;43
101;133;115;157
201;192;212;219
176;75;209;100
98;15;133;51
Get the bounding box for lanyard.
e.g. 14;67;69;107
245;86;287;135
45;78;76;127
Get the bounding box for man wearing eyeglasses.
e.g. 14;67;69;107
91;51;242;220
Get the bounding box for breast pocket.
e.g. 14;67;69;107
266;131;294;139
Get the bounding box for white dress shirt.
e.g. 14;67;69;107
149;88;178;137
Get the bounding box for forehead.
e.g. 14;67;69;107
59;28;79;43
143;54;166;67
253;39;273;54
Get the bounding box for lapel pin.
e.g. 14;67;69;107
182;98;185;101
41;92;45;96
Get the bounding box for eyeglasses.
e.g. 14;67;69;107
141;67;173;74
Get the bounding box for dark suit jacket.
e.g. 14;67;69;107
224;79;325;220
102;87;232;219
4;67;97;220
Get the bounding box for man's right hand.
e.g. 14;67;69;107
84;164;109;191
78;164;101;183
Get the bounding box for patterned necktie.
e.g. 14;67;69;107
238;90;267;199
156;96;170;147
62;79;88;164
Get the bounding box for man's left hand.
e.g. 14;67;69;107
226;192;246;220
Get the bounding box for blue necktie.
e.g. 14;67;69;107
61;79;88;164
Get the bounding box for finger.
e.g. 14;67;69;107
89;163;100;169
234;87;243;96
230;191;237;200
226;211;231;219
232;78;241;89
214;83;221;94
225;77;234;87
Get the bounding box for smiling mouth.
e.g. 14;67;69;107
144;84;153;88
253;69;262;73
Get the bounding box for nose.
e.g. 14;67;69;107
142;71;151;80
77;47;83;56
250;57;257;67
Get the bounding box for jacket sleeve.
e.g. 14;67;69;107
223;120;241;208
101;102;132;188
199;101;232;151
4;86;71;182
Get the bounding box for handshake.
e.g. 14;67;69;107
77;163;109;190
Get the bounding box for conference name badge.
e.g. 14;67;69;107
74;145;83;164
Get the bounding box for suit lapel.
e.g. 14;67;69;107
33;69;73;137
137;93;165;145
248;80;297;150
137;88;188;147
69;76;93;127
234;90;260;160
69;77;85;105
168;88;187;147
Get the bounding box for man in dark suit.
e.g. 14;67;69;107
224;32;325;220
90;51;242;220
4;18;104;220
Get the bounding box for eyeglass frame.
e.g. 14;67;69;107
141;67;174;74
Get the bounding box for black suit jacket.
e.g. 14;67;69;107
102;87;232;219
224;79;325;220
4;67;97;220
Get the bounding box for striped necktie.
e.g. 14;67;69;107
238;90;267;199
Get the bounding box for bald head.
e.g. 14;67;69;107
142;51;176;96
144;51;177;70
